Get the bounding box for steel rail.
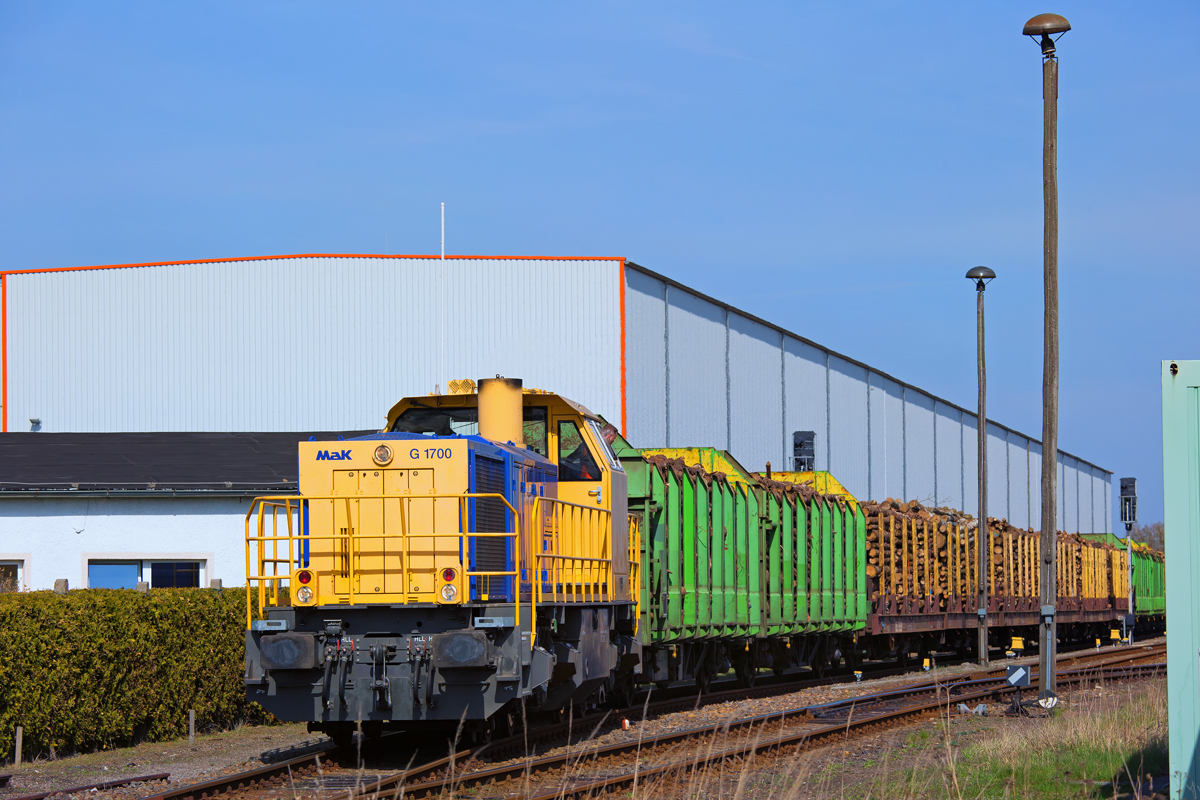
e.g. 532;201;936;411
341;655;1166;800
137;741;471;800
517;662;1166;800
138;641;1164;800
8;773;171;800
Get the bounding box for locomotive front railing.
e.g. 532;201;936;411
245;493;519;629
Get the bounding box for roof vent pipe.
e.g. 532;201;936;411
478;376;524;447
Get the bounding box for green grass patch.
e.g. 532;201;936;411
884;680;1167;799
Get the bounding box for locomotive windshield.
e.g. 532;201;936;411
391;405;549;457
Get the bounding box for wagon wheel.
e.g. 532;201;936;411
812;649;831;679
695;661;714;694
490;709;516;740
328;725;355;749
610;675;637;710
734;650;757;688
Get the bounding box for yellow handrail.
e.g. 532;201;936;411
245;492;520;629
531;496;613;613
628;512;641;635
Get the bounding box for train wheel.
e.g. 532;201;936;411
734;652;757;688
696;662;714;694
328;725;355;749
610;676;637;710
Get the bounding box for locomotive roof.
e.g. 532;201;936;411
383;387;598;431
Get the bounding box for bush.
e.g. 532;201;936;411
0;588;265;761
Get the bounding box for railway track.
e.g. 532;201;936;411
136;641;1163;800
355;651;1164;800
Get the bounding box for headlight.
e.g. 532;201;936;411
296;586;314;604
373;444;394;466
439;583;458;602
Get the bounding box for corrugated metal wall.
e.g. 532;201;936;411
624;264;1113;533
3;257;624;432
1;255;1113;533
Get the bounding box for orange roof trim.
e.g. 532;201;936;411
0;253;625;278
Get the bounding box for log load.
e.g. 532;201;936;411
861;497;1122;613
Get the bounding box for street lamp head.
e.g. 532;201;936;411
966;266;996;292
1023;13;1070;57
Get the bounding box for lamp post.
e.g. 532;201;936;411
966;266;995;666
1024;11;1070;708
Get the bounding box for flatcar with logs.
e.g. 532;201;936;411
243;380;1165;742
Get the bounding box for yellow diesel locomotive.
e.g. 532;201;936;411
244;378;639;742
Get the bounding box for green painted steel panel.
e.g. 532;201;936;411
1163;360;1200;797
821;502;833;626
667;470;681;634
722;483;736;635
682;474;696;632
833;505;845;622
854;507;867;630
696;479;712;633
781;498;794;630
809;502;821;625
711;485;725;633
748;491;763;636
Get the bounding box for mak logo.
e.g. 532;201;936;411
316;450;353;461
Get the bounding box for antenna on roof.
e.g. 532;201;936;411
440;202;446;392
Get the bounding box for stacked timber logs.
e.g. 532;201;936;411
862;497;1123;611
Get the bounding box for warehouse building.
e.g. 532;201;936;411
0;254;1111;590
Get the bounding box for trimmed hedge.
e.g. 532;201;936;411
0;588;264;760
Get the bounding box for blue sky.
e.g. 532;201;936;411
1;2;1195;523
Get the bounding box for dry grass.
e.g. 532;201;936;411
613;677;1168;800
417;677;1166;800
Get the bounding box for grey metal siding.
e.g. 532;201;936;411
934;402;962;511
624;268;667;447
2;257;1113;534
621;265;1113;532
904;392;936;506
987;424;1009;522
869;374;905;502
880;378;906;502
728;314;783;472
665;288;726;449
1008;435;1030;529
962;414;980;521
5;257;623;433
783;339;828;472
828;356;869;500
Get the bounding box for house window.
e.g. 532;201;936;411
88;561;140;589
0;562;20;593
151;561;201;588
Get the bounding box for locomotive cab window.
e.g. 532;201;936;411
391;405;549;457
558;420;601;481
588;419;623;472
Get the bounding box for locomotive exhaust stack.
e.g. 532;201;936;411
478;376;524;447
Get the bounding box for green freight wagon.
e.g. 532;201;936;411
614;439;867;688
